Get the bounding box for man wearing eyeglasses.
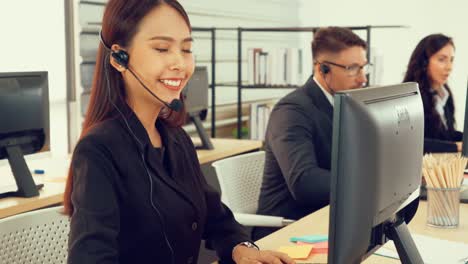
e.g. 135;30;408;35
253;27;370;240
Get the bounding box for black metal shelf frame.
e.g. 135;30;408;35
192;27;217;137
234;26;406;138
69;3;407;140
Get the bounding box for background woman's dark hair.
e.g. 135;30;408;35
403;34;455;134
64;0;191;216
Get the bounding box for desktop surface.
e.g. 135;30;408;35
0;138;262;219
255;202;468;263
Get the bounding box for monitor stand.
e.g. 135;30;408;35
3;145;40;198
385;217;424;264
189;114;214;150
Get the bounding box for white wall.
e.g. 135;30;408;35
0;0;68;160
300;0;468;130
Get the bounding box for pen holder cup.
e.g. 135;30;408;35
426;187;461;228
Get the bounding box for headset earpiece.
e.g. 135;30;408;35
320;63;331;74
99;30;129;69
111;50;129;69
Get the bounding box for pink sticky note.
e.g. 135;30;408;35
296;241;328;254
312;241;328;249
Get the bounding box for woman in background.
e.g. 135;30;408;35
403;34;463;153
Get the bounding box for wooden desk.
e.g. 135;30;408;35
256;202;468;263
0;138;262;219
195;138;262;164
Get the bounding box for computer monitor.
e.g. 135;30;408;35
329;82;424;264
0;71;49;197
182;66;213;149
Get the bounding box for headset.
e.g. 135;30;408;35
100;31;175;264
319;63;331;75
101;31;182;112
317;61;336;95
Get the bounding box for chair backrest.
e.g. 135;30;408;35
212;151;265;214
0;206;69;264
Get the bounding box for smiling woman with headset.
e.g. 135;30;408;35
63;1;294;264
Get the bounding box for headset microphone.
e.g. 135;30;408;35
125;65;183;112
101;32;182;112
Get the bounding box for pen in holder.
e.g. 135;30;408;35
422;154;467;228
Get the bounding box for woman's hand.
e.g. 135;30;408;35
232;245;295;264
456;141;463;152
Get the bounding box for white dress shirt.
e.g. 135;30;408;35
433;86;449;128
313;76;334;107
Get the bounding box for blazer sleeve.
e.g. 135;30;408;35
268;104;330;209
67;138;120;264
201;181;251;262
452;130;463;142
424;138;458;153
179;130;250;263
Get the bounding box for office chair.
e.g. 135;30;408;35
0;206;69;264
212;151;294;227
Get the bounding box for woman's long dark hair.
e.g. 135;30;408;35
64;0;191;216
403;34;455;133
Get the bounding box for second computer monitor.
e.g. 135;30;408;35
329;82;424;264
0;71;49;197
183;66;209;115
182;66;213;149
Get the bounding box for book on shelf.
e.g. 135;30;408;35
247;47;303;87
369;46;383;86
247;48;263;85
250;102;274;140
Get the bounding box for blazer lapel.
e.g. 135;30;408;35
117;106;201;216
146;121;202;217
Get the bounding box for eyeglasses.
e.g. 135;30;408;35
322;60;373;77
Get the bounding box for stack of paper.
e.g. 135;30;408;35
375;234;468;263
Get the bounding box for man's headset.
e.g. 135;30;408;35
316;61;336;94
99;31;183;112
100;31;176;264
319;63;331;75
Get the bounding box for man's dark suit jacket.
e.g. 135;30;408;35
253;76;333;240
67;106;249;264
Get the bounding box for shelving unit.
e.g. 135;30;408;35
232;25;407;138
191;27;217;137
66;3;406;142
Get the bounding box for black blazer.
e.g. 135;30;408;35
253;77;333;240
424;96;463;153
68;107;249;264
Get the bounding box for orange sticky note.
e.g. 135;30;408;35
277;244;314;260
